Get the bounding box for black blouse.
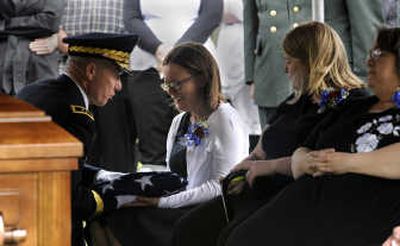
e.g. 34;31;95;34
261;88;368;160
304;96;400;152
168;113;191;178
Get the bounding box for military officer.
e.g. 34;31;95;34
244;0;384;127
17;32;138;246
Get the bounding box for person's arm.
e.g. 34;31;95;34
72;164;118;219
345;0;384;78
242;157;292;187
158;179;222;208
176;0;223;44
291;147;331;179
291;147;312;179
230;126;267;173
243;135;266;161
3;0;64;38
242;0;257;85
123;0;162;55
314;143;400;180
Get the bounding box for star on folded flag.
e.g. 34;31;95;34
135;175;154;191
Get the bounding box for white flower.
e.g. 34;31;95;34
357;122;373;134
355;133;379;152
378;115;393;122
377;122;394;135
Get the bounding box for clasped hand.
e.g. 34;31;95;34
299;148;354;177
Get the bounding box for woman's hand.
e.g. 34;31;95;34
228;160;276;195
227;160;254;195
291;148;318;179
245;161;275;187
312;151;355;177
231;159;254;173
122;196;160;208
383;226;400;246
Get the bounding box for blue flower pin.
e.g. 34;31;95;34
318;88;349;113
392;90;400;108
184;121;209;147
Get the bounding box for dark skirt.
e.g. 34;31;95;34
223;174;400;246
91;206;194;246
174;175;293;246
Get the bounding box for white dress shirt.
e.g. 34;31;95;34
158;103;249;208
65;73;89;109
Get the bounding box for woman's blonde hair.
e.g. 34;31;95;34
283;21;363;95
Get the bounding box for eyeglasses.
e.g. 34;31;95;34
160;76;192;91
368;48;389;60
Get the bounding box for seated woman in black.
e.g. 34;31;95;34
223;27;400;246
174;22;367;246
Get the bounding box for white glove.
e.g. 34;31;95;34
95;169;125;183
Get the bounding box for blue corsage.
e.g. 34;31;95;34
392;89;400;108
318;88;349;113
184;121;209;147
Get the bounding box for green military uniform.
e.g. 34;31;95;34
243;0;384;126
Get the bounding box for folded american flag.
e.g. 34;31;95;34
93;171;188;209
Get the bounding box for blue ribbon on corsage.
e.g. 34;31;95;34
392;89;400;108
318;88;349;113
184;121;209;147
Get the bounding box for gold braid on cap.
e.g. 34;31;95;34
69;45;130;65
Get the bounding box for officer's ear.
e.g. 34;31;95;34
86;61;97;81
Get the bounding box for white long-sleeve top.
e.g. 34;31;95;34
158;103;249;208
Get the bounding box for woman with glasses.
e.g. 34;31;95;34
99;42;249;246
222;27;400;246
118;0;223;170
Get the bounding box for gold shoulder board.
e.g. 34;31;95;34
70;105;95;121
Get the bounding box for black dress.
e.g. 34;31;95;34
224;96;400;246
173;89;369;246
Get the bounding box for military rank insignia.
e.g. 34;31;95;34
70;105;95;121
